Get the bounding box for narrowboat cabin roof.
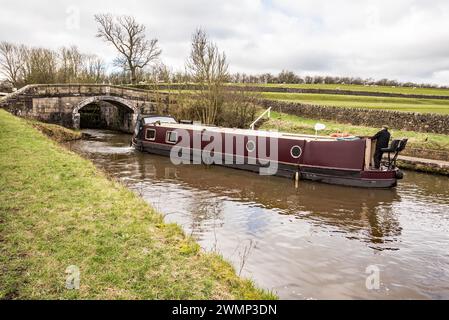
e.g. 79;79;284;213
145;121;340;142
141;115;178;125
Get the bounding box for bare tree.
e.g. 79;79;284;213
154;62;172;83
94;13;161;84
23;47;58;84
82;54;106;83
185;28;229;124
0;42;28;87
173;28;257;127
186;28;229;85
58;46;83;83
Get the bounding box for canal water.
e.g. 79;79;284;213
69;129;449;299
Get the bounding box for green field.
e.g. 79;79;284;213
260;111;449;153
0;109;274;299
233;83;449;96
143;83;449;114
146;83;449;96
261;92;449;114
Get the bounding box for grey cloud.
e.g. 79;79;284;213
0;0;449;84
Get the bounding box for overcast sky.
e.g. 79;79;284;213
1;0;449;85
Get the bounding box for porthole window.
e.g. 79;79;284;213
290;145;302;159
145;129;156;141
246;140;256;153
166;131;178;144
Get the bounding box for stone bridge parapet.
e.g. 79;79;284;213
0;84;171;132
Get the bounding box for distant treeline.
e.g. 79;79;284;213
0;41;164;89
2;41;448;91
132;70;449;91
226;70;449;90
126;69;449;90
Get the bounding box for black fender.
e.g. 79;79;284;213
395;169;404;180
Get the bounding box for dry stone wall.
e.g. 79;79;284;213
260;100;449;135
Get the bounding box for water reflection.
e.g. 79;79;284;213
120;151;404;249
69;130;449;299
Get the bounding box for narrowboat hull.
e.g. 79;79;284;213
132;139;399;189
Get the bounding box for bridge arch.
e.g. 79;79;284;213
72;96;140;132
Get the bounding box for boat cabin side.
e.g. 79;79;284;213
132;115;405;175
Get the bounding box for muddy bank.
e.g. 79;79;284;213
28;119;83;142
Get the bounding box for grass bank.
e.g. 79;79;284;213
0;109;274;300
261;92;449;114
27;119;82;142
260;111;449;156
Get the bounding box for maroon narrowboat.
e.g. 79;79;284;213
132;115;407;188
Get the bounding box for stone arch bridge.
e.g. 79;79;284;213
0;84;171;133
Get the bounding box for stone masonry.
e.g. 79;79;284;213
0;84;171;133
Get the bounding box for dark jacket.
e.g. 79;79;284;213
372;129;391;150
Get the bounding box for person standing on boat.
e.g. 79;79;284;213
371;125;391;169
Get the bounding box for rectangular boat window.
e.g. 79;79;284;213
166;131;178;144
145;129;156;141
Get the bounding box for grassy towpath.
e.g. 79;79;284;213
0;109;274;300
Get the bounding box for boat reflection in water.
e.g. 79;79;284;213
69;130;449;300
132;154;403;249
